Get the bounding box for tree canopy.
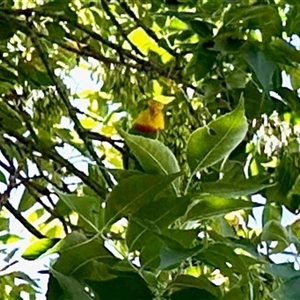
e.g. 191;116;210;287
1;0;300;299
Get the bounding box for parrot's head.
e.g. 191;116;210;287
148;100;164;116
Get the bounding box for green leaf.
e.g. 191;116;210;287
0;170;7;184
140;238;200;270
261;220;289;253
45;231;87;255
56;191;103;232
225;5;282;40
137;220;201;270
276;87;300;117
162;228;198;248
86;274;153;300
18;62;52;88
0;101;23;131
185;195;257;222
50;269;93;300
188;20;214;38
199;176;274;198
187;99;248;173
244;46;277;92
223;287;245;300
0;233;22;243
22;238;60;260
105;173;180;226
271;276;300;300
108;169;143;182
168;275;222;299
266;263;300;280
53;235;116;275
244;81;275;119
0;67;17;83
0;217;9;231
46;23;66;40
198;243;249;277
0;19;16;40
18;189;35;212
120;130;180;190
126;195;191;250
41;0;70;12
262;204;282;227
185;46;217;80
46;274;65;300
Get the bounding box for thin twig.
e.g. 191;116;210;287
4;202;45;239
86;131;125;154
100;0;146;58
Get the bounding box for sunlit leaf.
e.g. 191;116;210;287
22;238;60;260
187;99;248;173
128;27;173;63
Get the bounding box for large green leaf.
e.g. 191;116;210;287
56;191;103;232
198;176;274;198
197;243;249;277
271;276;300;300
45;231;87;255
53;235;116;275
126;195;191;250
105;173;180;226
187;99;248;173
262;204;282;227
86;274;153;300
266;263;300;280
140;236;202;270
244;46;277;92
261;220;289;254
168;275;222;299
121;130;180;191
50;269;93;300
185;195;257;222
185;45;217;81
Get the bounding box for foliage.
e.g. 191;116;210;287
0;0;300;299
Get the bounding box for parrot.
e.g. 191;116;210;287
130;100;165;137
122;100;165;170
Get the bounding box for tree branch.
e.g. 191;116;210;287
4;202;46;239
27;24;115;190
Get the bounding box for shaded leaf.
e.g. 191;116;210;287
266;263;300;280
139;228;202;270
56;191;102;232
171;288;218;300
53;235;116;275
105;173;180;226
168;275;222;299
261;220;289;253
50;269;93;300
244;46;277;92
262;204;282;227
86;274;153;300
126;195;191;250
271;276;300;300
